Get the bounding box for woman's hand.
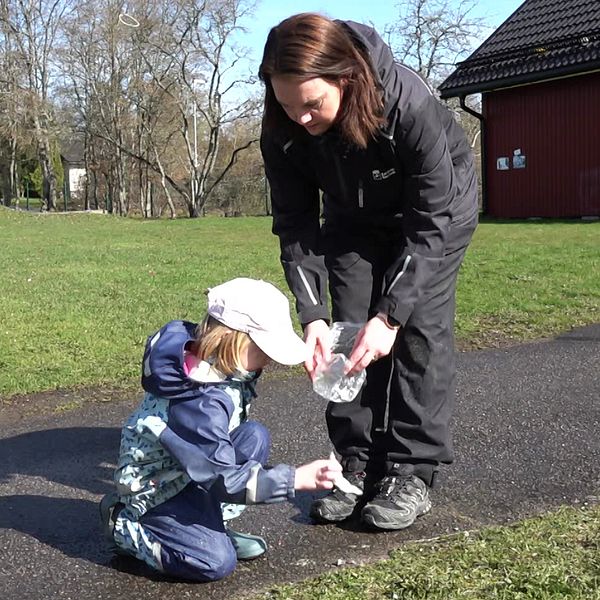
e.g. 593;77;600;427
294;457;342;491
303;319;331;379
345;315;399;375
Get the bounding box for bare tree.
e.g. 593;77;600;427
0;17;21;206
1;0;73;211
209;112;264;216
62;0;166;216
384;0;489;170
60;0;259;218
116;0;260;217
386;0;488;87
60;0;124;213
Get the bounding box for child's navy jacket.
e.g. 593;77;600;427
114;320;296;520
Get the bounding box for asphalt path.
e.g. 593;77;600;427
1;325;599;600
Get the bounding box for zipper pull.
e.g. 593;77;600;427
358;180;364;208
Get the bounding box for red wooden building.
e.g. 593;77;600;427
439;0;600;218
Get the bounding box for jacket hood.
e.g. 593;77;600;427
141;320;202;401
339;20;400;123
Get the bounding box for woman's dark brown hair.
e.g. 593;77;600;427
258;13;385;149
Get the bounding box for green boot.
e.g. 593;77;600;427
225;527;267;560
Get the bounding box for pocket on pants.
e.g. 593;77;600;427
325;250;362;273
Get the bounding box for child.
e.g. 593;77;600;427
99;278;341;582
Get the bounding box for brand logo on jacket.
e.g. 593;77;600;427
372;168;396;181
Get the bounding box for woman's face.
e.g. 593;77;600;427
271;75;343;136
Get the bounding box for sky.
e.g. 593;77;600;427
236;0;525;73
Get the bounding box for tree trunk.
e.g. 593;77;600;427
8;137;19;206
113;147;128;216
138;161;148;218
151;146;176;219
35;120;58;211
83;134;91;211
0;160;11;207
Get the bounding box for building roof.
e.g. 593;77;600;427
439;0;600;98
60;137;85;167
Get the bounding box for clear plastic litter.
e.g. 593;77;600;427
328;452;363;495
312;322;366;403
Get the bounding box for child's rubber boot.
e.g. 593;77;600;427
225;527;267;560
99;492;129;556
99;492;121;542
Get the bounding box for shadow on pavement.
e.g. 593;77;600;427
0;426;120;494
0;495;101;562
0;427;120;566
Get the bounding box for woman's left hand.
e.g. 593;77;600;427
345;316;399;375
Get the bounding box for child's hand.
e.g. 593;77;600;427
294;457;342;491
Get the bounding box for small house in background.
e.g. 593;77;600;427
439;0;600;218
60;138;86;203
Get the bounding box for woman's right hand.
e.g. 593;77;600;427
303;319;331;379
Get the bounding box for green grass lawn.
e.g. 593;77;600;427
456;217;600;346
257;505;600;600
0;208;598;398
0;210;287;396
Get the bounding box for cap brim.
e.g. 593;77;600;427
250;329;307;366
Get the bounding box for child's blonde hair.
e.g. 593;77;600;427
189;315;252;376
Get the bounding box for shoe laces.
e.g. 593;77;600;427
345;471;366;486
376;474;418;501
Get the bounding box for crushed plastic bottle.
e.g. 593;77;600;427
312;322;366;403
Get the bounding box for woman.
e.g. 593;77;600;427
259;13;478;530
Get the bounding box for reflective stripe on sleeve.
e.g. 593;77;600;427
296;265;319;306
385;255;412;294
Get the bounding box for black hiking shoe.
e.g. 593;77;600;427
361;474;432;530
309;471;366;523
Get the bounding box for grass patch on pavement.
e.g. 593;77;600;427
0;209;598;397
258;504;600;600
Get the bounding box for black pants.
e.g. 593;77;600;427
323;216;477;487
